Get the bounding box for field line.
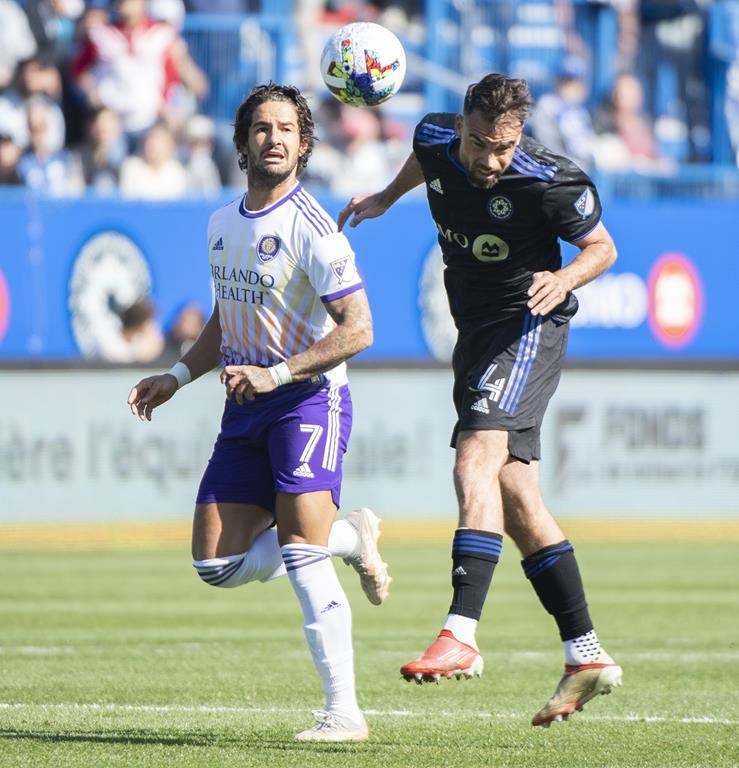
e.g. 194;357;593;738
0;702;734;726
1;518;738;549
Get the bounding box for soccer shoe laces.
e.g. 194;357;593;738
308;709;336;731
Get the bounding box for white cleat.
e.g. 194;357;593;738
294;710;369;742
343;508;391;606
532;650;623;727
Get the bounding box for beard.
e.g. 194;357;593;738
468;174;499;189
249;161;295;189
465;165;500;189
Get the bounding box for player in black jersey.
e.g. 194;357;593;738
339;74;622;727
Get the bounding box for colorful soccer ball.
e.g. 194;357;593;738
320;22;406;108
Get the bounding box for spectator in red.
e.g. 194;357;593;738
71;0;207;148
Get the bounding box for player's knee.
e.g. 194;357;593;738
192;554;250;588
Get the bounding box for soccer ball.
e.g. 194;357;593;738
320;22;406;108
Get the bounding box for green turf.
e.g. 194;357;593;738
0;540;737;767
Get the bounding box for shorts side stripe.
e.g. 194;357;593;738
321;387;341;472
507;318;542;414
499;313;542;414
498;313;532;412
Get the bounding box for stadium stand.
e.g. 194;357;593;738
0;0;738;198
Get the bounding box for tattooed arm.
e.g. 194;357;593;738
223;289;373;403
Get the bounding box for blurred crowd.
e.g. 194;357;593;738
88;296;207;365
0;0;736;203
0;0;418;199
2;0;737;365
0;0;225;196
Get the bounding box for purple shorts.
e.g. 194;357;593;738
196;379;353;513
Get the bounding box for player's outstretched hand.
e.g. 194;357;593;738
127;374;179;422
337;192;389;231
222;365;277;405
527;270;571;317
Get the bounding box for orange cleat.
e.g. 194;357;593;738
400;630;484;684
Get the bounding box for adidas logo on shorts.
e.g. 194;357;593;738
292;463;314;478
470;398;490;414
429;178;444;195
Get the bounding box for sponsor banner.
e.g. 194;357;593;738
541;370;739;515
0;193;738;361
0;369;456;522
0;369;737;523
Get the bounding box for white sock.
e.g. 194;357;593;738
193;519;362;588
243;527;285;582
282;543;361;723
564;629;602;665
327;518;359;559
192;527;287;586
442;614;479;650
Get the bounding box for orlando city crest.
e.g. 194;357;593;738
257;235;281;263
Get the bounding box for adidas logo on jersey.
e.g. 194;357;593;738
429;178;444;194
452;566;467;576
320;600;342;614
470;398;490;414
213;236;224;250
292;463;314;478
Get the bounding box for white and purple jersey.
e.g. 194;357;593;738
208;182;364;387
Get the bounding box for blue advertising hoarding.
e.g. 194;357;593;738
0;190;736;361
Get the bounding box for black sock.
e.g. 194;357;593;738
521;540;593;641
449;529;502;620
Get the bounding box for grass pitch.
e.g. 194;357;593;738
0;529;737;768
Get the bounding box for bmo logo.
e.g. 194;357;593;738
0;270;9;343
648;253;703;348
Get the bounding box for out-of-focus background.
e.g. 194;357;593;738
1;0;739;527
1;5;738;765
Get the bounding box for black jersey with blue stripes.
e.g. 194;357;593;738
412;112;602;332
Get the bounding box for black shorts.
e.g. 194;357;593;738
451;311;570;463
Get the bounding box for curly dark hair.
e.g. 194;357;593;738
232;83;315;175
463;74;533;127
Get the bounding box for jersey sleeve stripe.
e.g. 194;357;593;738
321;283;363;303
419;122;456;136
291;197;332;235
514;147;557;175
297;190;335;233
417;131;454;145
510;157;555;182
512;153;556;177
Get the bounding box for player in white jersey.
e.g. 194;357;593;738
127;83;390;742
